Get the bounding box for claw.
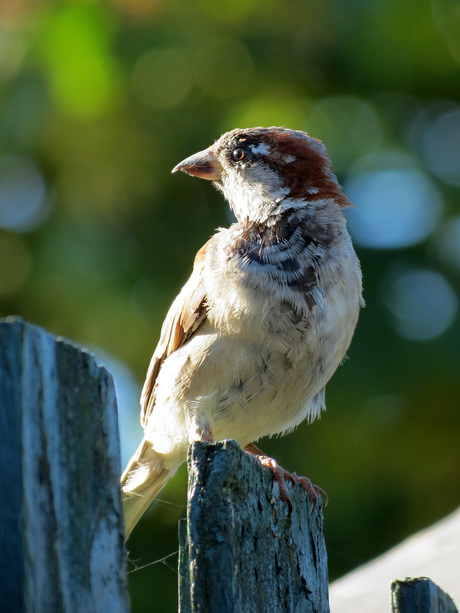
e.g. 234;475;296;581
291;473;328;514
244;443;327;515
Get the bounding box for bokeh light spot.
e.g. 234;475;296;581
408;101;460;186
194;38;253;99
345;153;443;249
227;94;307;131
420;108;460;186
0;155;49;232
433;0;460;64
38;5;122;119
132;48;192;110
383;266;457;341
0;28;26;82
306;96;382;173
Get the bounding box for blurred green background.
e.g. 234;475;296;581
1;0;459;610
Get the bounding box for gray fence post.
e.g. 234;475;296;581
391;577;458;613
178;440;329;613
0;317;129;613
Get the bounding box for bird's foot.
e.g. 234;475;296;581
244;443;328;515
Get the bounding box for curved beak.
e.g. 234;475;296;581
172;148;222;181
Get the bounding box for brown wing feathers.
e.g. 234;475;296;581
140;241;210;426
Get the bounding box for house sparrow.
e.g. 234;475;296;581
121;127;362;539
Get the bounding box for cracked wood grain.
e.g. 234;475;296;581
0;317;129;613
178;440;329;613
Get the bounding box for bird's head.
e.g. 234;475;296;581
172;126;350;225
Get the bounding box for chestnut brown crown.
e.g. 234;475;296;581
173;127;351;223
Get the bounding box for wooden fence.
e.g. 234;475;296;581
178;440;328;613
0;317;129;613
0;317;457;613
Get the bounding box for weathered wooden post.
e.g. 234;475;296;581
391;577;458;613
0;317;129;613
178;440;329;613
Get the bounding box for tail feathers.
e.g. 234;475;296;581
121;439;178;540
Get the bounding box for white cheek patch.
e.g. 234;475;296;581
221;160;289;224
250;142;271;155
283;154;296;163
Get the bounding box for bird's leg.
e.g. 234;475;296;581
244;443;328;515
189;415;214;443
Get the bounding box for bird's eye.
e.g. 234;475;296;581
232;147;246;162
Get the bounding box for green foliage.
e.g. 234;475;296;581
1;1;459;610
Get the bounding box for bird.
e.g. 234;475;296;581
121;126;363;539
